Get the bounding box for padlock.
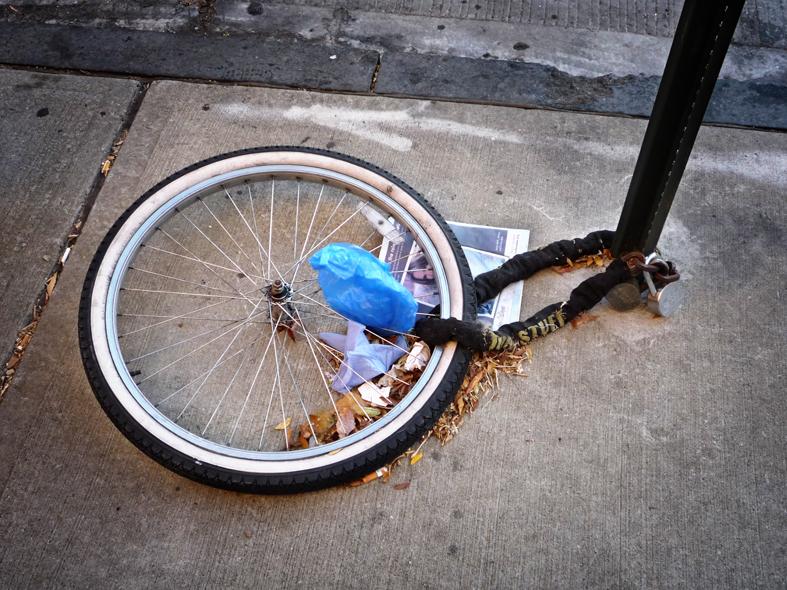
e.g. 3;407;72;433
646;281;684;317
606;278;643;311
642;267;683;317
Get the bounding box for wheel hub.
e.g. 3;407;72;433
265;279;292;303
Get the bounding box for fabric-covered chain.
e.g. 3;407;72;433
415;230;636;352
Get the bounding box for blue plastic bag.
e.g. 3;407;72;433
309;243;417;333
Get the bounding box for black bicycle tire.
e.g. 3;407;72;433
78;146;476;493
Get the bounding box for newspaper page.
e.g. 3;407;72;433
379;220;530;330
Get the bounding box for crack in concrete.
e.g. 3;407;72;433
369;54;382;93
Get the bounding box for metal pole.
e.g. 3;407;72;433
612;0;746;257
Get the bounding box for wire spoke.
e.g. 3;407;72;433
175;298;265;421
280;330;320;446
357;229;379;250
286;305;341;421
227;312;283;445
126;319;242;363
175;208;259;287
154;335;264;407
119;313;263;323
119;289;257;337
274;304;391;417
287;201;369;281
158;228;258;305
224;186;286;282
290;185;323;283
259;301;288;451
267;179;275;280
295;324;372;421
140;244;264;282
364;226;410;256
198;196;264;277
135;307;263;384
292;292;421;360
247;183;269;284
293;181;301;260
307;191;347;256
121;287;246;299
129;266;240;295
201;335;257;436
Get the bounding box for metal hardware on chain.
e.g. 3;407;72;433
642;253;683;317
646;281;683;317
611;251;682;316
606;279;642;311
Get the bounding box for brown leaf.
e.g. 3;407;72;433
393;481;411;490
276;323;297;342
45;274;57;299
466;369;486;395
17;332;32;349
335;406;356;438
308;411;336;440
336;391;376;417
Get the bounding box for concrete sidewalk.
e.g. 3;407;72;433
0;70;141;363
0;74;784;588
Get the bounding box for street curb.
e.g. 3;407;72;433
2;22;785;130
0;22;379;93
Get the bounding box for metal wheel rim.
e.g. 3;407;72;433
104;164;451;461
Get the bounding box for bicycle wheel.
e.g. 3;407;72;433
79;147;475;493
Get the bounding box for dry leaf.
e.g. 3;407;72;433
309;411;335;436
466;370;486;397
45;274;57;298
273;417;291;431
393;481;411;490
335;407;356;438
335;390;379;418
358;382;393;408
17;332;32;350
292;422;312;449
403;341;430;371
410;451;423;465
101;160;112;176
